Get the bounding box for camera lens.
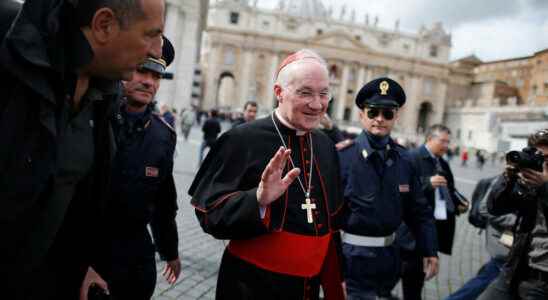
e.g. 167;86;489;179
506;151;520;164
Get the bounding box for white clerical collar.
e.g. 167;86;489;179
274;110;307;136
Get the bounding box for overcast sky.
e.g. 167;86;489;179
257;0;548;62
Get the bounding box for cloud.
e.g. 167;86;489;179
256;0;548;61
450;17;547;61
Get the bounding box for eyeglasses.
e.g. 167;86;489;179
366;107;396;120
293;88;332;103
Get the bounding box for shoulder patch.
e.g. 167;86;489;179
336;139;355;151
153;114;176;134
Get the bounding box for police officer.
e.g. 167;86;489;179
338;77;439;299
80;37;181;300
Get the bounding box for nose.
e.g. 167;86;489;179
144;73;158;86
374;114;385;122
308;97;323;110
149;36;163;59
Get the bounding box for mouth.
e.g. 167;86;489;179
303;111;321;118
136;90;153;97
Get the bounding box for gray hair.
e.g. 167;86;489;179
425;124;451;141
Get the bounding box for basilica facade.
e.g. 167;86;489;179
200;0;452;137
197;0;547;151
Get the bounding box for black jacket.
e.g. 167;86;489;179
0;0;118;289
408;145;460;254
487;176;547;293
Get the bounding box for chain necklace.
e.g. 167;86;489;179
271;112;316;223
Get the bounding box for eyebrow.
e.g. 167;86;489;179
296;87;329;92
146;28;163;36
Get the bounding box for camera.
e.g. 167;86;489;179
505;147;545;199
505;147;544;172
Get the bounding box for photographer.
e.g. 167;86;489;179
479;129;548;300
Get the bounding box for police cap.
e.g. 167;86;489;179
139;36;175;76
355;77;406;109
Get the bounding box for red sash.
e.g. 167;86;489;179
228;231;345;300
228;231;331;277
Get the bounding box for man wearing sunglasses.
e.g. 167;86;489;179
338;77;438;299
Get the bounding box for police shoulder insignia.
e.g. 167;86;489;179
145;166;159;177
335;139;355;151
399;184;410;192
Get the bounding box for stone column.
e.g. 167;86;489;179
203;45;222;109
266;53;280;112
173;8;201;111
238;49;254;109
155;2;181;108
406;75;422;135
351;66;367;122
335;64;350;121
434;80;448;124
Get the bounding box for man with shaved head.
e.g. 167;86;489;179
0;0;165;298
189;49;345;299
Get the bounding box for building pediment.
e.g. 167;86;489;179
308;30;369;52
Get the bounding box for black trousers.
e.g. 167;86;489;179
400;249;425;300
216;249;321;300
97;257;157;300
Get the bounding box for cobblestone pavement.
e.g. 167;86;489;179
152;123;504;300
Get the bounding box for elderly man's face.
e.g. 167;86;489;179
275;62;330;131
123;68;161;107
98;0;165;80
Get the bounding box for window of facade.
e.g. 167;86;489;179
316;29;323;35
423;78;433;96
468;130;473;140
229;12;239;24
223;49;236;65
429;45;438;57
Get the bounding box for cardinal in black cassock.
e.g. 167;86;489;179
188;50;345;300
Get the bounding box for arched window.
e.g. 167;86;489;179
417;102;433;134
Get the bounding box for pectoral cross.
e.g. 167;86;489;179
301;196;316;224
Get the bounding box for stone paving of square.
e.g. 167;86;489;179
152;123;502;300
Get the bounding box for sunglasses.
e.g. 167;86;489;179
366;107;396;120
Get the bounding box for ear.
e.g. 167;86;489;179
274;84;283;103
394;109;401;122
89;8;120;44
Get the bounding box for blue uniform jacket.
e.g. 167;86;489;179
338;131;437;257
106;104;179;262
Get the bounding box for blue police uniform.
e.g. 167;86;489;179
338;77;437;299
95;37;179;300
